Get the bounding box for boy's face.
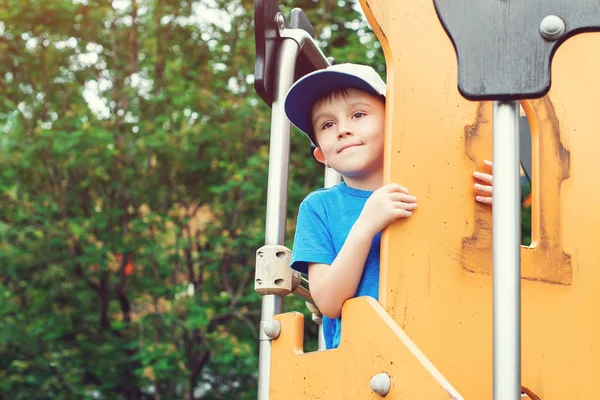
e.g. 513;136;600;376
310;88;385;180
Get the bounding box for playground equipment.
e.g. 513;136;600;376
253;0;600;398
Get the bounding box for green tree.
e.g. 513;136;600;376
0;0;383;398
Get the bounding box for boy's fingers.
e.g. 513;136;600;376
395;202;417;210
476;195;493;204
390;193;417;203
385;183;409;194
474;183;493;194
473;171;493;184
395;209;413;217
484;159;493;168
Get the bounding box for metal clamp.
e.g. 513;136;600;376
255;245;297;296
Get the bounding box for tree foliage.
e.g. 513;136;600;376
0;0;383;398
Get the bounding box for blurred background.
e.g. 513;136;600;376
0;0;385;398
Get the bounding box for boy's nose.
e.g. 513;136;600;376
337;129;353;139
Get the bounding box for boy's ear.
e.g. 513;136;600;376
313;147;330;167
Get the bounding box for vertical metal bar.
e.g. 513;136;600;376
492;100;521;400
257;38;301;400
324;167;341;188
317;324;326;350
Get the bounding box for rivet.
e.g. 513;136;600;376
540;15;565;41
370;373;391;396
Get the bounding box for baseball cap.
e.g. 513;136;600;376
283;63;386;143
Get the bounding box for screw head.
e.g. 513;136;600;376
540;15;565;41
263;320;281;340
370;373;391;396
275;13;285;30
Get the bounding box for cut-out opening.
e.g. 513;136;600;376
519;102;533;247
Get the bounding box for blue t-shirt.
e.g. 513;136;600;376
290;182;381;349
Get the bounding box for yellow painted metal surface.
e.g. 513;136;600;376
364;0;600;397
269;0;600;398
271;297;463;399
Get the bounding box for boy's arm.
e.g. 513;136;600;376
308;219;377;319
308;183;417;319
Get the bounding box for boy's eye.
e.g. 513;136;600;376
321;121;334;130
352;112;366;119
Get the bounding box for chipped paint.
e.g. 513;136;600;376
461;98;572;285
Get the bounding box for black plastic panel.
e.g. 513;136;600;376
254;0;285;106
433;0;600;100
254;2;323;107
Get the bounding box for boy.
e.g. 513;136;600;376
284;63;492;349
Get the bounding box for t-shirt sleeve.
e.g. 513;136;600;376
290;197;336;275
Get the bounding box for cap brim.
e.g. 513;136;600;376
284;71;381;137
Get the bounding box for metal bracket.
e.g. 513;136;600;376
305;301;323;324
433;0;600;99
254;0;326;106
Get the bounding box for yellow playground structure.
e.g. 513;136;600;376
253;0;600;398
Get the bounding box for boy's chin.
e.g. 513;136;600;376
336;167;372;178
335;162;383;179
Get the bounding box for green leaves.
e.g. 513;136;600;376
0;0;378;398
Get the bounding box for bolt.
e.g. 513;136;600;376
370;373;391;396
540;15;565;41
263;320;281;340
275;13;285;31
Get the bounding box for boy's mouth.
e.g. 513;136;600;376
337;143;362;153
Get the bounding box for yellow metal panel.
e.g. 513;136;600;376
270;297;463;399
361;0;600;397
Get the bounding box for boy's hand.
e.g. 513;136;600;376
357;183;417;236
474;160;493;205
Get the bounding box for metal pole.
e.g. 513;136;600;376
492;100;521;400
257;38;300;400
324;166;341;188
293;276;313;303
257;24;330;397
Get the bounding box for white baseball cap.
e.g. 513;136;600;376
283;63;386;142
